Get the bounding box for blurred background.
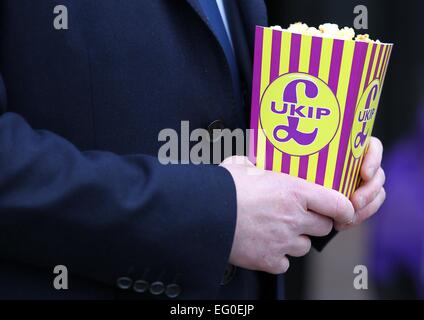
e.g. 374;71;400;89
265;0;424;299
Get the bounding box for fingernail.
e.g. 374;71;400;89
345;214;357;227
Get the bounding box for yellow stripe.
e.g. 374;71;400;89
289;156;300;176
279;32;292;75
306;38;333;183
298;35;312;73
256;28;273;170
324;41;355;189
272;150;282;172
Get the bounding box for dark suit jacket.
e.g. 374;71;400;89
0;0;282;299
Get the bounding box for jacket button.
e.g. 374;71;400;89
165;284;181;298
149;281;165;295
207;119;225;142
133;280;149;293
221;264;237;285
116;277;133;290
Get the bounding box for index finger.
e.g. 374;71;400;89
300;179;355;224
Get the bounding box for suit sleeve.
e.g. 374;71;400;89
0;75;237;298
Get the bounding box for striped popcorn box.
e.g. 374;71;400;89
249;26;393;198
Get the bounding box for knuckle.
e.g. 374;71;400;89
262;252;284;275
290;188;304;205
281;211;302;232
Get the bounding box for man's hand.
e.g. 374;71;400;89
220;156;355;274
339;136;386;230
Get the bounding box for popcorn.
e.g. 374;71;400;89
337;27;355;40
273;22;379;43
305;27;321;37
286;22;309;33
319;23;340;37
355;33;370;41
355;33;380;43
270;25;283;31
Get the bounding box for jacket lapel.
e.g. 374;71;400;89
185;0;268;112
224;0;268;112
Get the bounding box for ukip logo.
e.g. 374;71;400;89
350;79;381;158
260;73;340;156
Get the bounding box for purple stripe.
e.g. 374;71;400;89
265;31;282;170
298;157;308;179
270;31;282;80
328;40;344;93
332;42;368;190
315;147;329;185
249;27;263;164
281;155;291;173
309;37;323;76
289;33;301;72
315;39;344;185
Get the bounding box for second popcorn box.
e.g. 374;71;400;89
249;24;393;198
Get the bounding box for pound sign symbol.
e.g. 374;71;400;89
273;79;319;145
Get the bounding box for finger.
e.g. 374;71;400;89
360;137;383;181
351;167;385;211
335;188;386;231
355;187;386;224
264;255;290;274
300;180;355;224
287;235;312;257
300;210;333;237
280;256;290;274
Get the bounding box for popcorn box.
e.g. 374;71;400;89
249;26;393;197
